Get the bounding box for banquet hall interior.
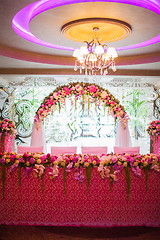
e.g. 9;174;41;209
0;0;160;239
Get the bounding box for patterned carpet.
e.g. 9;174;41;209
0;226;160;240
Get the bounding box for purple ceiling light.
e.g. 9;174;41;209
12;0;160;52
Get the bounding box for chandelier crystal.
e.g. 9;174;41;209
73;38;118;76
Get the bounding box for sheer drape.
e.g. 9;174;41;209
30;121;46;152
115;122;132;147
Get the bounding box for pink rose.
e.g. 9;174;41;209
89;85;97;93
63;87;70;95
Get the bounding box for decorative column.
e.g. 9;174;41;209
0;119;17;153
147;120;160;154
151;135;160;155
0;134;14;153
0;134;5;153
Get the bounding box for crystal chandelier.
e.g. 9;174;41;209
72;31;118;76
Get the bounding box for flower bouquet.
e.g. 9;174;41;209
147;120;160;154
147;120;160;136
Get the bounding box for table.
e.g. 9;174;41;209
0;168;160;227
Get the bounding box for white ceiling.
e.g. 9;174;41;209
0;0;160;81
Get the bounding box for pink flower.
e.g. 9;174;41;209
10;154;16;162
53;92;58;99
0;158;5;165
89;85;97;93
40;155;47;163
63;87;70;95
29;157;35;165
75;85;82;91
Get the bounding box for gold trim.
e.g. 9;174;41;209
61;18;132;43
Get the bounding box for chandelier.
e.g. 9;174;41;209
72;34;118;75
61;18;132;76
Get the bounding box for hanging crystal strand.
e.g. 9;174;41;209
88;96;90;115
112;61;116;72
104;105;105;116
104;69;108;75
74;62;77;71
100;68;103;75
80;66;82;74
85;68;87;75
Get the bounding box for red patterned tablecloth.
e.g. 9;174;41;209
0;168;160;227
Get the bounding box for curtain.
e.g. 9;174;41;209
30;120;46;152
115;122;132;147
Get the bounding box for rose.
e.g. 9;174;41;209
29;157;35;165
143;161;148;167
101;91;107;99
75;85;83;91
63;87;70;95
0;158;5;165
92;160;97;166
112;157;118;163
53;92;59;99
84;162;89;167
123;162;128;167
117;161;122;166
37;159;41;164
134;161;138;167
89;85;97;93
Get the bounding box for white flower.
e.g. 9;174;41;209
53;92;59;99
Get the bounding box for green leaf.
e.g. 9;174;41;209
58;101;61;113
1;165;5;200
63;165;67;195
110;165;113;192
41;174;44;194
86;164;92;195
124;165;130;202
145;167;149;191
18;165;21;188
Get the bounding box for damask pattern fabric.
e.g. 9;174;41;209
0;168;159;226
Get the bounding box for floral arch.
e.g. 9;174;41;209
34;82;128;125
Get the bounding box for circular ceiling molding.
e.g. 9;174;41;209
12;0;160;52
61;18;132;43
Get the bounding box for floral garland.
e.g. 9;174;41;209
0;119;17;139
0;152;159;200
34;82;128;126
147;120;160;136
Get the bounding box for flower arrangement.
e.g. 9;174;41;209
0;119;17;139
0;152;159;200
147;120;160;136
34;82;128;125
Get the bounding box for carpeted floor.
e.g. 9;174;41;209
0;225;160;240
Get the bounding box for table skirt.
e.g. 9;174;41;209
0;168;160;227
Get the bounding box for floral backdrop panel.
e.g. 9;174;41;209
0;77;159;154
